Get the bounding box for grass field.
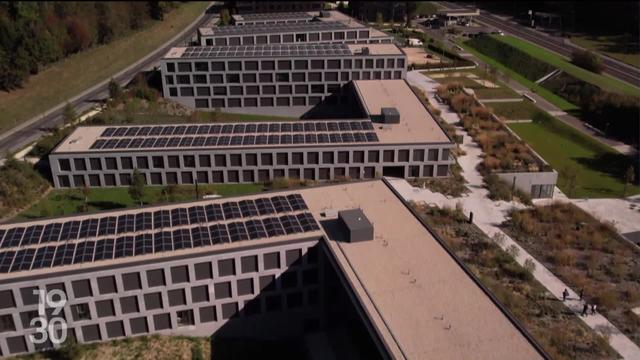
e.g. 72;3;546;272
18;183;264;220
570;34;640;69
487;100;542;120
459;40;579;111
0;2;209;135
508;115;640;198
424;69;522;99
497;35;640;96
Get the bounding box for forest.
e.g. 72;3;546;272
0;1;179;91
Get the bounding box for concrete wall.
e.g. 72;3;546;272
50;144;455;188
496;170;558;199
0;238;321;356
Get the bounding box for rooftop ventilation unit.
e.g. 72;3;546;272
338;209;374;242
381;107;400;124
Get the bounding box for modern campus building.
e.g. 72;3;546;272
230;1;324;16
159;42;406;113
49;80;454;188
0;180;546;358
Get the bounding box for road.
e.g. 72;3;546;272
437;1;640;87
0;4;217;160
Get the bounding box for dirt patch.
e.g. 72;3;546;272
402;47;441;65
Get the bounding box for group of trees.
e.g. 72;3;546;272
0;2;177;91
570;49;604;73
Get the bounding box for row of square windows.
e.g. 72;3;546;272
165;70;404;87
188;94;351;108
0;267;319;334
202;30;374;46
57;164;450;188
0;248;315;310
58;149;451;172
165;58;405;73
0;289;319;355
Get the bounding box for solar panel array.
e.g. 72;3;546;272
0;194;320;274
180;43;352;58
237;12;313;21
206;21;352;37
90;121;378;150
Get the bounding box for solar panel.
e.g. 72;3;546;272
280;215;303;234
271;196;292;213
59;221;81;241
191;226;211;247
41;223;62;243
188;206;207;224
315;122;327;131
366;132;379;142
11;248;35;272
139;127;152;136
255;135;268;145
243;135;255;145
286;194;308;211
98;216;117;236
239;200;259;218
281;123;292;132
154;231;173;253
74;241;95;264
227;222;249;242
52;243;76;266
197;125;210;134
21;225;43;246
244;219;267;240
172;228;192;250
134;234;153;255
296;213;320;232
31;246;56;269
281;134;292;144
174;125;187;135
94;238;115;261
150;126;162;136
2;227;24;248
113;127;127;137
125;127;140;137
90;139;106;149
0;251;16;273
222;202;242;220
192;136;206;147
114;236;134;258
186;125;198;135
205;136;218;146
102;128;116;137
117;214;136;234
0;230;4;246
171;208;189;227
135;212;153;232
230;135;243;145
205;204;225;222
153;210;171;229
79;219;99;238
262;217;285;237
209;224;229;244
210;125;222;134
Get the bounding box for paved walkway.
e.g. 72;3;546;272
398;70;640;360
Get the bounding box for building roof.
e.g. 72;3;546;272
232;11;315;22
353;80;450;144
199;21;353;37
164;43;403;59
437;8;480;17
0;180;544;358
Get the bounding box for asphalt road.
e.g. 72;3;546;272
0;6;217;159
438;1;640;87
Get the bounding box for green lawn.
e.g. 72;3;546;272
17;183;264;220
508;116;640;198
497;35;640;96
0;2;209;135
570;34;640;69
459;39;579;111
487;101;542;120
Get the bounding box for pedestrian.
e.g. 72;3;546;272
562;288;569;302
591;303;597;315
579;288;584;300
582;303;589;317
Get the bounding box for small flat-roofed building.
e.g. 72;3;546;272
0;180;546;358
49;79;453;189
436;8;480;26
160;43;406;114
232;1;324;16
231;11;316;26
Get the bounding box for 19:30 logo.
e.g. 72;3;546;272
29;289;68;345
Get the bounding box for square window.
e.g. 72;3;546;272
191;285;209;303
241;255;258;273
97;276;117;294
221;302;238;319
168;289;186;307
153;313;172;330
146;269;166;287
122;272;142;291
170;265;190;284
214;282;232;299
96;299;115;318
71;279;92;298
199;306;217;323
144;292;163;310
237;279;254;296
120;296;139;314
263;252;280;270
194;262;213;280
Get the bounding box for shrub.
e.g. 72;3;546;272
483;173;512;201
570;49;603;73
552;250;575;267
270;177;290;189
506;244;520;258
523;258;536;274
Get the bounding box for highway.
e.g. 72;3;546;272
0;5;217;159
438;1;640;87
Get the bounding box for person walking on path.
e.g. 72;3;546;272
579;288;584;300
562;288;569;302
582;303;589;316
591;303;597;315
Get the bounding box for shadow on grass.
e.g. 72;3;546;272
87;201;127;211
574;152;635;180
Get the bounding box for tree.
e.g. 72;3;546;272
219;8;230;26
148;1;164;20
570;49;603;74
108;78;123;101
375;11;384;27
337;1;346;13
561;164;579;197
129;169;146;206
623;166;635;197
62;102;77;126
404;1;417;28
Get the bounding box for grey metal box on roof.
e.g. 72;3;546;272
381;107;400;124
338;208;374;242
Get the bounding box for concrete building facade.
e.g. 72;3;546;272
160;43;406;112
49;80;454;189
